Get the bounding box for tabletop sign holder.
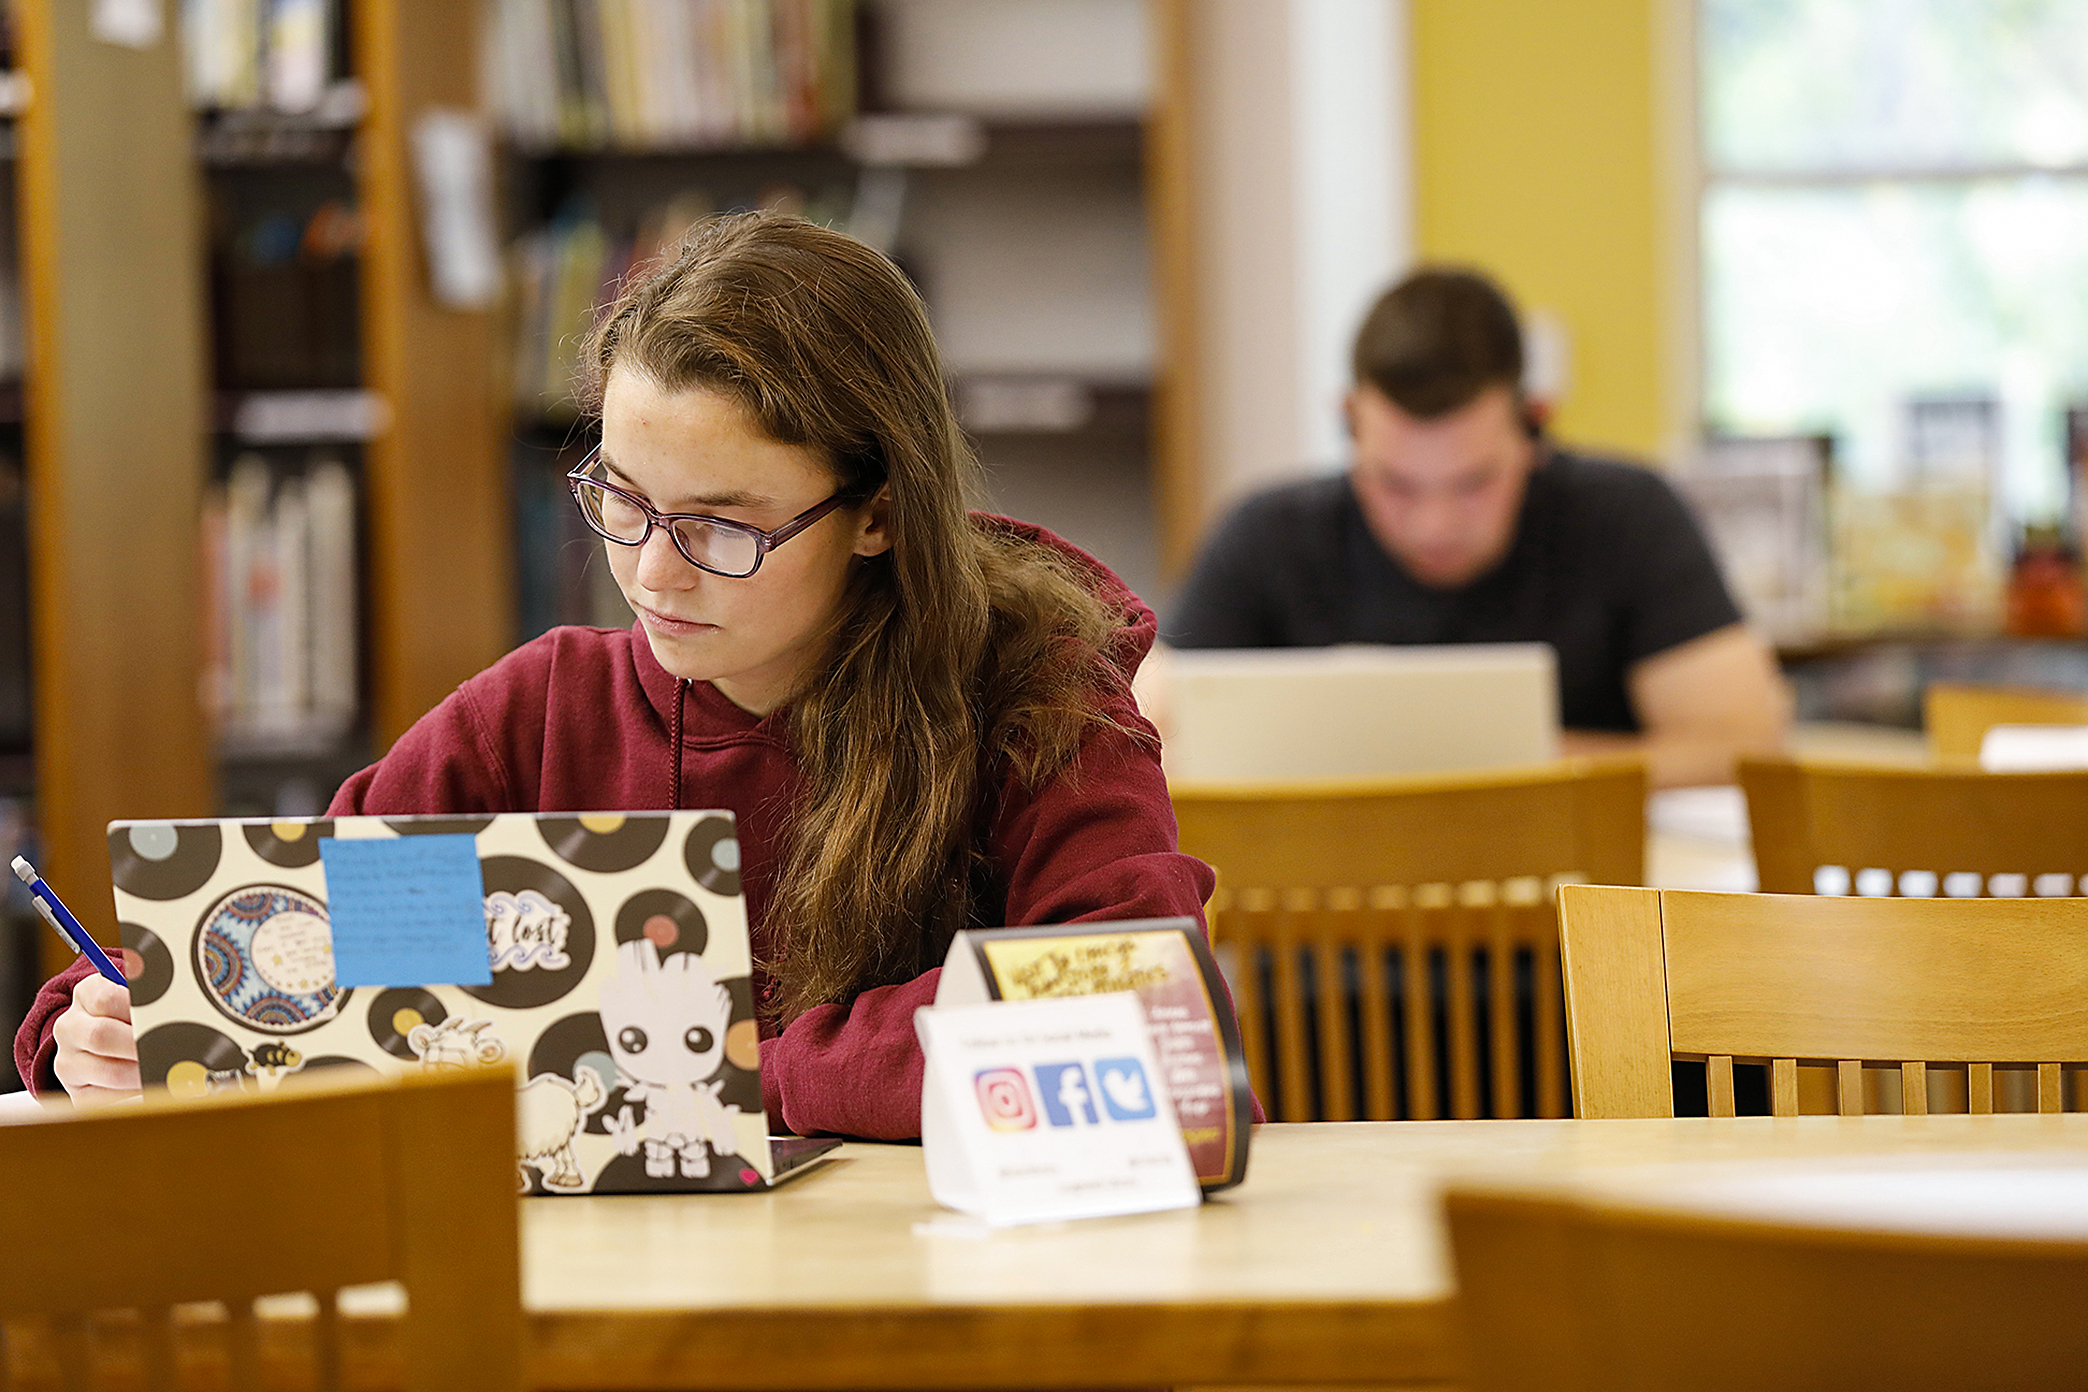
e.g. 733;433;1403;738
916;993;1203;1227
934;917;1253;1191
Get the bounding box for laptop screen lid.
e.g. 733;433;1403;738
1161;642;1560;784
108;810;832;1193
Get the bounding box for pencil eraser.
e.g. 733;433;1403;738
9;855;33;884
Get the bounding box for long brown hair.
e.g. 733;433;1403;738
584;211;1131;1022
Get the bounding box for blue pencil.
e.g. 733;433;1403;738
11;855;128;987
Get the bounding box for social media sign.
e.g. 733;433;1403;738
917;994;1201;1226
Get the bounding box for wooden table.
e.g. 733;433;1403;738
10;1113;2086;1389
519;1113;2088;1390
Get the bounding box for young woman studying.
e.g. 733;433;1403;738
16;212;1238;1138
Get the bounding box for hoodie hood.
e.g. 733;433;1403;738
974;511;1158;681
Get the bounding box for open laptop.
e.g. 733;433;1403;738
107;810;837;1195
1159;642;1560;784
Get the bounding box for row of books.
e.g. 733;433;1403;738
0;795;36;1076
184;0;342;113
212;200;362;392
514;439;638;643
486;0;857;152
200;453;358;751
508;187;852;416
0;450;25;753
0;221;23;387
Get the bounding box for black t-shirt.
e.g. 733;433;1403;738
1164;450;1742;731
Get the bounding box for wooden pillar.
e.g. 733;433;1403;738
18;0;213;973
355;0;513;749
1146;0;1204;581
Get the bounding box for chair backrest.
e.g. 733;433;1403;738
1445;1171;2088;1392
1173;757;1644;1122
1925;680;2088;765
1558;884;2088;1119
1739;756;2088;897
0;1067;521;1392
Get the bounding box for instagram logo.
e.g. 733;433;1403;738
974;1068;1039;1131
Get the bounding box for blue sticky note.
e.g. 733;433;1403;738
318;834;492;989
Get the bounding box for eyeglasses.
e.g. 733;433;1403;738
567;449;848;579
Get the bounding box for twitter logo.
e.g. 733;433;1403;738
1096;1057;1158;1121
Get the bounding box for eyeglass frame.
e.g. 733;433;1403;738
566;448;853;579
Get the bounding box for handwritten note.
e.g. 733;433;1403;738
318;835;491;988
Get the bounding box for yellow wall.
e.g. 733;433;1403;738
1410;0;1665;461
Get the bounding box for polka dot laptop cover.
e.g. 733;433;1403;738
107;811;779;1194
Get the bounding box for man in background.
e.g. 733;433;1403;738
1166;267;1788;788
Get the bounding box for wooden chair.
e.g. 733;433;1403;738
1925;679;2088;766
1739;756;2088;898
0;1067;522;1391
1557;884;2088;1118
1445;1167;2088;1392
1173;757;1644;1122
1740;756;2088;1111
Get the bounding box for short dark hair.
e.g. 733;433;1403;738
1351;267;1523;419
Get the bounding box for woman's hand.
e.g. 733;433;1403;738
52;974;140;1105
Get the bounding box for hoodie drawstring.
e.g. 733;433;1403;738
669;678;687;809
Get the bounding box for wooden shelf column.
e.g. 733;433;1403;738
18;2;213;974
355;0;514;749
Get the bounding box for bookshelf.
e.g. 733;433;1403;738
193;0;513;810
11;0;1200;996
198;70;368;817
13;1;512;983
492;0;1195;616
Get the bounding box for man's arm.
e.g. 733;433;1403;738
1561;622;1792;788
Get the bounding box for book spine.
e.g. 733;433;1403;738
0;450;28;746
570;0;613;146
224;455;271;735
596;0;636;145
305;455;357;733
549;0;590;146
198;483;231;733
274;472;311;724
265;0;329;112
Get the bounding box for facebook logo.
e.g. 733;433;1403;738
1033;1062;1099;1126
1094;1056;1157;1120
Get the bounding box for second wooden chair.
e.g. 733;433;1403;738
1174;757;1644;1122
1558;884;2088;1119
1924;679;2088;766
1739;756;2088;898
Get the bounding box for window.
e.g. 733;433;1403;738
1699;0;2088;526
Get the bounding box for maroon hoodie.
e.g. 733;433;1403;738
18;519;1234;1139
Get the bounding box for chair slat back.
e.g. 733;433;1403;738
1560;885;2088;1119
1446;1178;2088;1392
1925;680;2088;765
1740;757;2088;896
0;1068;521;1392
1176;758;1644;1121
